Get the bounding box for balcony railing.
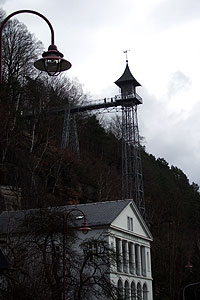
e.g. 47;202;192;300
115;93;143;104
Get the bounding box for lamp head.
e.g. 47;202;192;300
185;261;193;271
34;44;71;76
80;221;92;235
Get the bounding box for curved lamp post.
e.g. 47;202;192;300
0;9;72;84
183;282;200;300
63;208;91;300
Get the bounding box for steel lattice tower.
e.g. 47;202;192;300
115;60;145;218
61;104;80;153
58;59;145;218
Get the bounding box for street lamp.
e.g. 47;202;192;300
0;9;72;84
63;208;91;300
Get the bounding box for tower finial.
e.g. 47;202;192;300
123;49;130;64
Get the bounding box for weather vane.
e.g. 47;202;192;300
123;49;130;63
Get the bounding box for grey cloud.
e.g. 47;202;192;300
0;0;7;5
149;0;200;30
139;87;200;185
167;71;191;97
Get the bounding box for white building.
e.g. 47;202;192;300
73;199;153;300
0;199;153;300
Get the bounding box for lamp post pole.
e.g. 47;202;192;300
63;208;91;300
0;9;71;84
183;282;200;300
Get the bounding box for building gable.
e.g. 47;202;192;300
111;201;152;240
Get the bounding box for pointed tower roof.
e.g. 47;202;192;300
114;62;141;88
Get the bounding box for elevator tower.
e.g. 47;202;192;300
114;60;145;218
37;58;146;218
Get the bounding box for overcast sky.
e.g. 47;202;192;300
1;0;200;185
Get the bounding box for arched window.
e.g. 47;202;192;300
118;279;123;300
124;280;130;299
137;282;142;300
131;281;136;300
143;283;148;300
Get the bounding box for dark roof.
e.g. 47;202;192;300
0;200;132;233
114;63;141;88
67;199;132;227
0;210;29;233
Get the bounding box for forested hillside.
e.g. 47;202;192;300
1;10;200;300
141;152;200;299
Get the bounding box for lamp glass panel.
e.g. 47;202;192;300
45;59;61;75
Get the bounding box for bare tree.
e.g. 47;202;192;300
0;11;89;209
1;16;42;85
75;238;118;300
0;11;42;163
0;209;118;300
104;114;122;140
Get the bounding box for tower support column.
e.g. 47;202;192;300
121;104;145;218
